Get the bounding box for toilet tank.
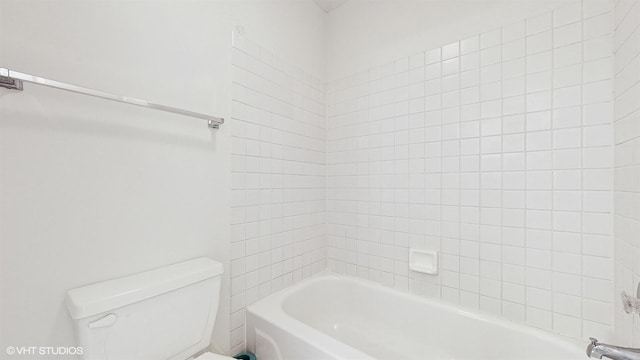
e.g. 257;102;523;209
65;258;223;360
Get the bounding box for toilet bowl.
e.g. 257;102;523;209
66;258;233;360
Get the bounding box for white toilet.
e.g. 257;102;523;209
66;258;234;360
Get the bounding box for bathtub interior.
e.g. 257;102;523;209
278;276;584;360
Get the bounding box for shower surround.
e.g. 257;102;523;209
327;1;616;341
230;33;327;353
230;0;639;352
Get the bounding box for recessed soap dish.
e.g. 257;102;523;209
409;249;438;275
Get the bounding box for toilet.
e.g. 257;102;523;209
65;258;234;360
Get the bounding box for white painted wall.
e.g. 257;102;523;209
326;0;581;80
0;0;325;356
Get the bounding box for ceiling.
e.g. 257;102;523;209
313;0;349;13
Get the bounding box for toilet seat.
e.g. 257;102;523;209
194;352;234;360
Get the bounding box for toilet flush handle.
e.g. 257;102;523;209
88;313;117;329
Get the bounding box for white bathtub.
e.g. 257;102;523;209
246;275;585;360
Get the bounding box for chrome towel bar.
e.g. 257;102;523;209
0;67;224;129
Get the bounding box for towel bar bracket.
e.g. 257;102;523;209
0;74;23;91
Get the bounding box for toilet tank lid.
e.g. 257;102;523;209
65;258;223;320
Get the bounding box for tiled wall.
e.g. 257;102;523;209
326;1;616;340
613;0;640;347
229;33;327;353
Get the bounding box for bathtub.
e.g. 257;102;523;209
246;275;585;360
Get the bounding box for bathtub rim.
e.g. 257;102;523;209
246;272;586;358
247;274;376;359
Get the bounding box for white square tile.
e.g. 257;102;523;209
502;39;526;61
583;57;612;83
527;31;553;54
583;35;613;61
503;58;526;79
481;46;501;66
503;77;525;97
481;82;501;101
527;111;552;131
552;106;581;129
461;53;480;71
584;124;612;147
554;22;583;48
481;64;501;83
583;79;613;103
584;13;613;39
481;28;502;49
582;298;613;324
583;146;613;168
527;12;553;35
554;86;582;108
553;190;582;211
553;2;582;28
526;91;552;112
426;47;442;64
442;42;460;60
554;148;582;168
503;20;526;42
443;57;460;75
527;51;553;74
461;69;480;88
554;43;583;68
425;63;441;80
583;191;612;212
583;102;613;125
554;64;582;88
460;86;479;105
527;71;552;93
583;0;611;18
461;35;480;55
503;96;525;115
527;131;552;151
